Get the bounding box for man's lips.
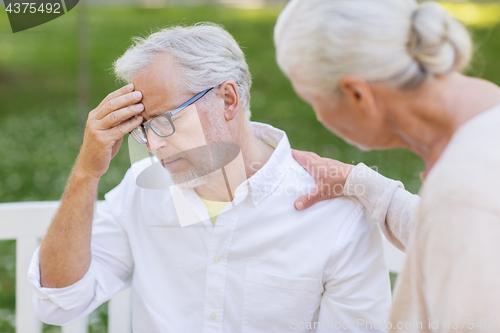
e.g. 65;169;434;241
160;157;182;168
157;152;184;164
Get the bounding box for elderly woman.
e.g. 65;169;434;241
274;0;500;330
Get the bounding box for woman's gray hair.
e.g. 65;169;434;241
113;23;252;120
274;0;473;94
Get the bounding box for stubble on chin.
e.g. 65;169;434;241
173;169;218;189
170;104;234;189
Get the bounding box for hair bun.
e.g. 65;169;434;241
408;2;472;75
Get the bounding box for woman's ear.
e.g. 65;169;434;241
337;75;378;118
218;80;240;121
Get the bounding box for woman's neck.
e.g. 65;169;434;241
389;73;500;178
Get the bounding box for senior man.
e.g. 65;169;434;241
29;24;398;332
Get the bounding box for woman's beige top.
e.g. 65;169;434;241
345;103;500;332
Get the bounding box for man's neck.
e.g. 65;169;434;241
195;121;275;202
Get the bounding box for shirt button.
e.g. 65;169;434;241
213;257;220;263
210;313;217;320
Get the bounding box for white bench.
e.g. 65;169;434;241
0;201;132;333
0;200;406;332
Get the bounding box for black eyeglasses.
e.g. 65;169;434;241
129;86;214;145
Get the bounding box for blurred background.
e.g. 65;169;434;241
0;0;499;331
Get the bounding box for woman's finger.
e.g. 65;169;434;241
294;188;323;210
292;149;320;174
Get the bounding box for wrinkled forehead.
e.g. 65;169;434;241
132;52;192;119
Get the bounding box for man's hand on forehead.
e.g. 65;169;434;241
75;83;145;180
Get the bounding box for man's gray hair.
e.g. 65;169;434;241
113;23;252;120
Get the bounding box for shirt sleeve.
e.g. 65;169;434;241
316;207;392;332
28;183;134;326
343;163;420;252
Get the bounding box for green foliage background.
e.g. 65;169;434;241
0;3;499;331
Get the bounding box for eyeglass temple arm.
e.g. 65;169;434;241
169;87;214;116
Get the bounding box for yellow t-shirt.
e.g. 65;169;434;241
200;139;277;226
200;197;231;226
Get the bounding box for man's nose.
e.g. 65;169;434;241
146;129;167;153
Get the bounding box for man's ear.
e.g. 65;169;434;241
218;80;240;121
337;76;378;118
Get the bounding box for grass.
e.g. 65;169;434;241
0;3;499;331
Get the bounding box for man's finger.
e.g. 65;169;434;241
96;91;143;120
109;115;143;139
99;103;144;129
111;137;124;158
98;83;135;108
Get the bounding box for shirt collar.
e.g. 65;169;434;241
246;121;293;206
166;121;293;227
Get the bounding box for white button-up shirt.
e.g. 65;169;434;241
28;122;391;332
